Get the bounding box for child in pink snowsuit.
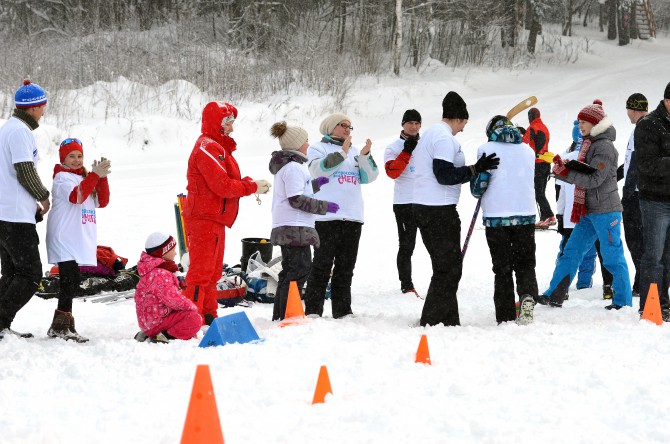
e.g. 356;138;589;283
134;232;201;341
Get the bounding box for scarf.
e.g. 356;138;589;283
571;138;593;224
321;135;345;146
157;260;179;273
53;163;84;179
399;130;420;141
12;108;39;131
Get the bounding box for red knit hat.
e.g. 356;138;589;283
145;232;177;258
577;100;606;126
59;138;83;163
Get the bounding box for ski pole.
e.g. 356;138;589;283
461;198;481;259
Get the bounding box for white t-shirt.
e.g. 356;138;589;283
271;161;317;229
46;171;99;266
477;141;536;218
0;117;40;224
384;137;416;205
307;141;366;223
623;129;638;191
412;121;465;206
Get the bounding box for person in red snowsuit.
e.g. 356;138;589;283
183;102;271;325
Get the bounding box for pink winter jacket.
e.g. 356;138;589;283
135;252;198;333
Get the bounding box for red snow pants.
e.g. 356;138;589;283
184;217;225;321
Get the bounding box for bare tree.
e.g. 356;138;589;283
393;0;402;75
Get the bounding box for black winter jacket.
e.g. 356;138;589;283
635;100;670;202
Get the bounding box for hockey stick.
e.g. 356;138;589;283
461;198;481;258
506;96;538;120
461;96;538;259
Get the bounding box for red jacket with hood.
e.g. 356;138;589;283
184;102;258;227
523;111;551;164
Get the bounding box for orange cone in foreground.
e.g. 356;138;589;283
415;334;431;365
181;365;224;444
641;283;663;326
312;365;333;405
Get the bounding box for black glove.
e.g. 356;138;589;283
556;214;564;235
112;258;126;271
402;137;418;154
616;164;624;182
473;153;500;173
35;210;43;223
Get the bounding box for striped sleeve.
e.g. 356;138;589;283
14;161;50;201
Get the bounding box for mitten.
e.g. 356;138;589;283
326;202;339;213
315;176;329;187
402;137;418;154
552;155;569;177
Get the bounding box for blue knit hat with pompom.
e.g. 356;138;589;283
15;79;47;109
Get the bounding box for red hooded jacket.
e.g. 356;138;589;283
523;115;551;164
183;102;258;227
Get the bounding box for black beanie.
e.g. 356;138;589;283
665;82;670;100
402;109;422;125
626;93;648;111
442;91;469;120
528;108;541;122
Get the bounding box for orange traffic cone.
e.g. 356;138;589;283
641;283;663;326
311;365;333;405
415;334;431;365
284;281;305;319
280;281;306;327
181;365;224;444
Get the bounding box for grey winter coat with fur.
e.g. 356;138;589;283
558;118;623;214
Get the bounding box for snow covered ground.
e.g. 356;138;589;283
2;32;670;444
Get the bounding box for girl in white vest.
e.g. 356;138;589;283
303;113;379;318
45;139;111;342
268;121;339;321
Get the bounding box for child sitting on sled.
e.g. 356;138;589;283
134;232;201;342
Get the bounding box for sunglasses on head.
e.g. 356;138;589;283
60;137;82;147
338;123;353;130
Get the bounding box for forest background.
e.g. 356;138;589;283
1;0;669;124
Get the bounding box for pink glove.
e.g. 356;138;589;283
552;155;569;177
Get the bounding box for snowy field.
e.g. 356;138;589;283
2;32;670;444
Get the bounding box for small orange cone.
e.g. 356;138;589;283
280;281;306;327
641;283;663;326
181;365;224;444
284;281;305;319
415;334;431;365
311;365;333;405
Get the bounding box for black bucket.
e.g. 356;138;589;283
240;237;273;272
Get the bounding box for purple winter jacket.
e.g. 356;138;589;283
135;252;198;334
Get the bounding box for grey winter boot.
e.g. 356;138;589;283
47;310;89;343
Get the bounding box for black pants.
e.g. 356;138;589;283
393;204;418;291
560;229;613;287
58;260;81;313
413;205;462;327
534;163;554;220
622;192;643;293
0;221;42;330
304;220;362;318
485;225;538;323
273;245;312;321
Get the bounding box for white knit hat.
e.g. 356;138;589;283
319;113;351;135
145;232;176;258
270;121;308;151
